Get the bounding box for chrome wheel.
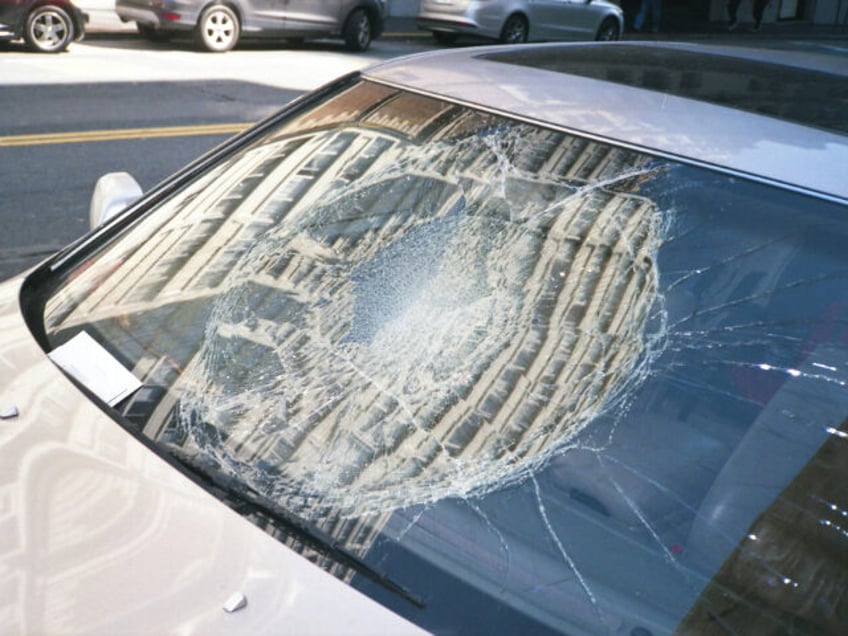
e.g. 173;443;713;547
195;5;239;52
25;5;73;53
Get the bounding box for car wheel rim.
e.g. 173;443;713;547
354;14;369;48
598;24;618;40
204;11;235;49
503;19;525;44
31;11;68;50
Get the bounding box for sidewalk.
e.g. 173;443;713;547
78;0;848;42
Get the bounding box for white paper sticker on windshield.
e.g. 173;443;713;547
48;331;142;407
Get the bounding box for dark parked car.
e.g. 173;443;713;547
115;0;385;51
0;0;86;52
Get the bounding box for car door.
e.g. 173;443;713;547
280;0;341;34
530;0;602;40
242;0;287;31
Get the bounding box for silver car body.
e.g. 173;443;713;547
417;0;624;42
0;278;425;634
1;42;847;632
366;43;847;200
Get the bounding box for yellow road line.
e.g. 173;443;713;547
0;123;253;147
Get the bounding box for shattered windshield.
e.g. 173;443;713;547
40;80;848;634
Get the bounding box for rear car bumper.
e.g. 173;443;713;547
115;0;199;29
416;0;505;39
416;15;480;35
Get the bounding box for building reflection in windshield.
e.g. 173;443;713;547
42;80;848;634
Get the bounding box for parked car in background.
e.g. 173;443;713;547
2;41;848;633
115;0;385;51
417;0;623;43
0;0;86;52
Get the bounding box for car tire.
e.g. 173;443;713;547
137;23;173;42
343;8;372;52
24;5;74;53
194;4;240;52
432;31;458;45
595;17;620;41
499;14;528;44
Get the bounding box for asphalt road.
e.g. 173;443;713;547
0;36;433;279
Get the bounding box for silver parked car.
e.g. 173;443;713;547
115;0;385;51
2;42;848;633
417;0;623;44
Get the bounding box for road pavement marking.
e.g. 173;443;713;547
0;123;252;147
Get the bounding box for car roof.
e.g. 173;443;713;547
362;42;848;204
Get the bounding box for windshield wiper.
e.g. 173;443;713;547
156;442;426;609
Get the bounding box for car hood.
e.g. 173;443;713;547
0;276;424;635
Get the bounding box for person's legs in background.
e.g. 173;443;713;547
752;0;769;30
727;0;742;29
634;0;662;32
649;0;662;32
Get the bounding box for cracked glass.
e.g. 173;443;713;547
39;80;848;634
